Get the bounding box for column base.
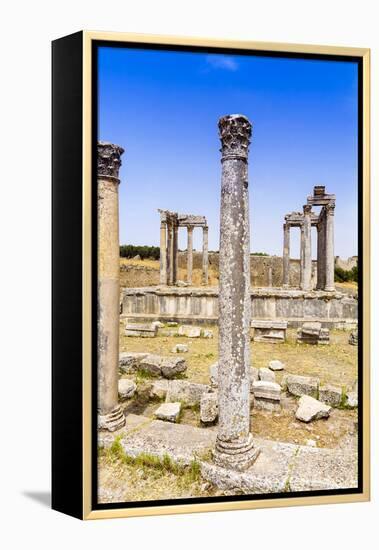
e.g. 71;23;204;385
98;405;126;432
213;433;260;472
324;285;335;292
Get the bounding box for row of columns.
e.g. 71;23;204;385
283;202;335;292
159;221;208;286
98;115;259;472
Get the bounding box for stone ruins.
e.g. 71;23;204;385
158;209;208;286
97;114;358;494
283;186;336;291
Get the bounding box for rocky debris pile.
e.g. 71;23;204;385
252;380;281;412
171;343;189;353
284;374;319;398
268;360;285;371
125;323;158;338
349;330;358;346
118;379;137;400
295;395;331;422
200;392;218;424
119;352;187;379
297;322;329;345
154;402;181;422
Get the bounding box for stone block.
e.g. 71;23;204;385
171;344;189;353
285;374;319;397
202;329;214;338
151;321;165;329
118;379;137;400
166;380;209;406
297;323;330;345
295;395;331;422
251;319;287;343
319;385;342;407
125;323;158;337
154;402;181;423
200;392;218;424
119;352;149;374
346;391;358;408
160;357;187;378
178;325;201;338
268;360;285;371
301;322;322;335
252;381;281;401
150;380;169;400
139;354;163;376
258;367;276;383
349;330;358;346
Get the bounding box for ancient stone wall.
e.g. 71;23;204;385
120;253;316;288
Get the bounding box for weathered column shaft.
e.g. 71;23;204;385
214;114;259;471
316;219;325;289
283;223;290;287
299;224;305;288
302;205;312;291
268;265;273;287
325;202;335;291
167;223;173;285
202;226;209;285
97;142;126;431
187;226;193;285
159;222;167;285
173;224;179;284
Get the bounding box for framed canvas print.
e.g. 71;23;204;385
52;31;370;520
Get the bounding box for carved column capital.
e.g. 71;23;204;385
218;114;252;161
325;201;336;215
97;141;124;179
303;204;312;215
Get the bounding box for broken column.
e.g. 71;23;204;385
300;223;305;289
302;204;312;291
97;142;126;431
159;220;167;285
187;226;193;285
173;223;179;284
202;226;209;284
324;202;335;291
283;223;290;287
214;114;259;471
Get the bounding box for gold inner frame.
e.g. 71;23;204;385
82;31;371;520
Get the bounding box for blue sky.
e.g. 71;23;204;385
98;46;358;258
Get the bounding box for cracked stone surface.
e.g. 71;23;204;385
154;402;181;423
99;415;357;494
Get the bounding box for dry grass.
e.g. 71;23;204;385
120;325;357;388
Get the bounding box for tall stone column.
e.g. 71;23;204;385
316;219;325;290
324;202;335;291
97;142;126;431
173;224;179;284
214;114;259;471
283;223;290;287
159;222;167;285
187;226;193;285
299;224;305;289
302;205;312;291
202;226;209;285
167;222;173;285
268;265;273;287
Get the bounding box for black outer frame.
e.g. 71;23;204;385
52;31;83;519
52;32;364;520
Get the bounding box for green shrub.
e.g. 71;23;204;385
120;244;160;260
